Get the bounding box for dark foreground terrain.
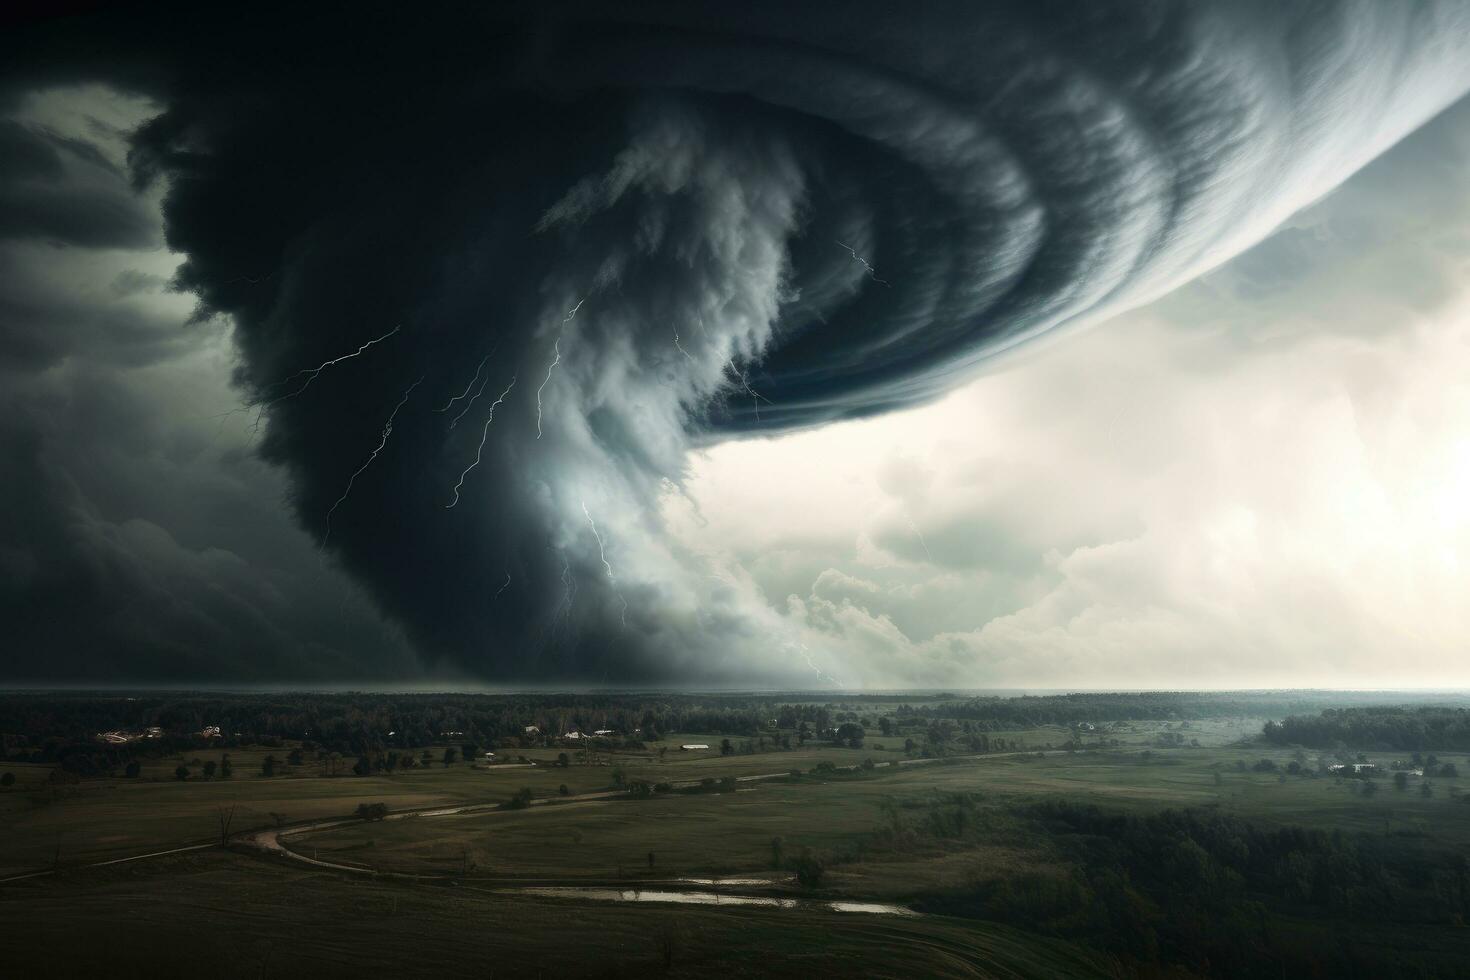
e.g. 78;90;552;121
3;690;1468;977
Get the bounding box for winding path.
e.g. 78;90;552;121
2;749;1035;886
241;750;1032;878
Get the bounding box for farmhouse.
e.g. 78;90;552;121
680;743;709;751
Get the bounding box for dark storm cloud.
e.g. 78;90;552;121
0;81;416;683
0;118;157;248
3;1;1469;683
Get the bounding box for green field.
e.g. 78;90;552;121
296;745;1470;886
5;698;1470;978
0;849;1108;979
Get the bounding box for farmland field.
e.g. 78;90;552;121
3;691;1469;977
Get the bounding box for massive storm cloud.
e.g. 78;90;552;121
7;1;1470;683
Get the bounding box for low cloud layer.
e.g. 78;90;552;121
2;4;1470;684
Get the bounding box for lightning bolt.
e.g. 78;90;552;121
322;375;423;550
555;550;578;625
535;338;561;440
534;300;584;439
446;375;517;508
902;508;933;562
798;644;840;688
836;240;890;286
436;354;490;417
673;329;695;365
581;501;613;580
448;373;491;431
255;325;401;425
734;369;774;422
581;500;629;629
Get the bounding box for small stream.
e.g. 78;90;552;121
505;886;915;916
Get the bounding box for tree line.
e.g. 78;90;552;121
1263;706;1470;750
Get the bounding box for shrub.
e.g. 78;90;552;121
790;850;826;889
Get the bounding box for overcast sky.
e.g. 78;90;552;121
4;5;1470;688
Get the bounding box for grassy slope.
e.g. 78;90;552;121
0;850;1108;979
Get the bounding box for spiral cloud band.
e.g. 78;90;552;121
10;1;1470;682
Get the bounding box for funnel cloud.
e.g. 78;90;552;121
3;2;1470;684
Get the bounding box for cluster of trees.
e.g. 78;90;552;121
173;754;233;781
0;693;852;757
914;691;1461;728
1263;707;1470;750
0;692;1031;769
914;801;1470;978
9;692;1467;764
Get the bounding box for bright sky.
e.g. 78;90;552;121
671;98;1470;689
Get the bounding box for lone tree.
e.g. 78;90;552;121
261;755;278;778
174;764;189;781
790;849;826;889
835;723;865;749
770;837;784;869
1395;771;1410;792
124;761;140;779
219;754;232;779
355;802;389;821
441;747;458;767
215;804;236;845
202;760;217;780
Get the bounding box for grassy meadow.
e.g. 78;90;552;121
4;693;1469;977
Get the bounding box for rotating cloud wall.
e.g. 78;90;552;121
15;1;1470;682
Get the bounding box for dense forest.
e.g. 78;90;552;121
1263;706;1470;750
925;690;1469;726
913;800;1469;978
